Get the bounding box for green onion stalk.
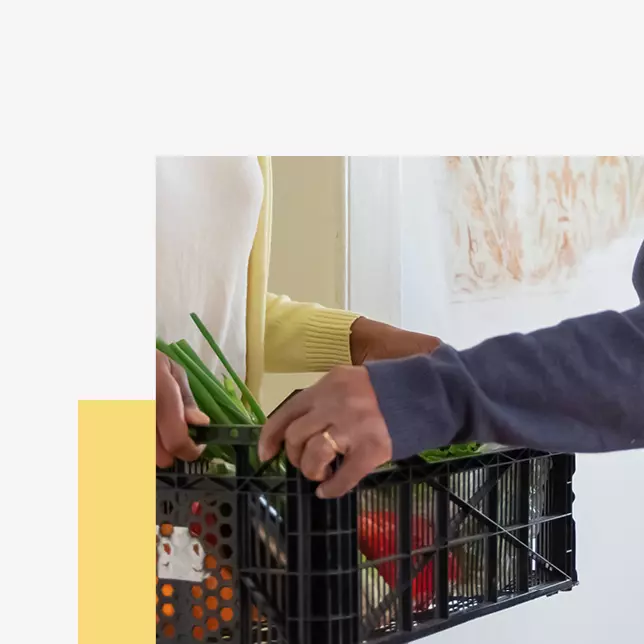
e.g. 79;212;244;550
157;312;284;476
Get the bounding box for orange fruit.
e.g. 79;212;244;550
161;603;175;617
160;523;174;537
206;617;219;631
205;595;218;611
162;623;176;638
220;607;233;622
221;567;232;580
220;587;233;601
161;584;174;597
192;605;204;620
192;625;205;640
191;585;203;599
204;555;217;570
205;576;218;591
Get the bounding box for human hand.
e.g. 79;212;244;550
350;317;440;364
258;365;392;498
156;349;210;467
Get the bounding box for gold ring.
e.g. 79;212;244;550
322;430;340;453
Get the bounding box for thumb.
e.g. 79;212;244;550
185;405;210;426
169;360;210;426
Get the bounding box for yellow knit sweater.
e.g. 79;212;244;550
246;157;359;396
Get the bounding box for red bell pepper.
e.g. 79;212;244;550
358;510;459;611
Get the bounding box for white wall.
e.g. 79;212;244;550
349;156;644;643
431;241;644;644
263;156;348;412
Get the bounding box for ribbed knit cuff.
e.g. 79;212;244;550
303;308;361;371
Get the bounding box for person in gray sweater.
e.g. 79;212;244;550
259;241;644;499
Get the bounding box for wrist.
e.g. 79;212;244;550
350;317;441;365
349;317;374;365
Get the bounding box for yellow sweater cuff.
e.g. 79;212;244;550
303;308;361;371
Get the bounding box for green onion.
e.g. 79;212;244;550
171;344;251;425
176;339;214;379
190;312;266;423
158;339;232;424
223;375;237;398
157;339;234;461
176;339;251;423
176;340;249;423
173;339;253;424
223;375;251;418
158;315;279;477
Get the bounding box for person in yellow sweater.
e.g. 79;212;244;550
156;156;439;467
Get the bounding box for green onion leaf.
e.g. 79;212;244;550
190;312;267;423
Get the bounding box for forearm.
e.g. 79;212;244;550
367;304;644;459
265;295;441;373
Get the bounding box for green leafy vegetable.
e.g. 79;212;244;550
418;443;481;463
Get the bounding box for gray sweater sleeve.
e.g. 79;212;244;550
366;304;644;459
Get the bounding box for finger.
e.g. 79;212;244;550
259;389;312;462
157;362;203;462
299;433;336;482
170;361;210;425
316;449;379;499
284;411;334;468
156;430;174;469
185;406;211;426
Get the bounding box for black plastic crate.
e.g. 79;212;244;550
156;427;577;643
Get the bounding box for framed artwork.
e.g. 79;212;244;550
446;156;644;301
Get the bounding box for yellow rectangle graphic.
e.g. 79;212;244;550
79;400;155;644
